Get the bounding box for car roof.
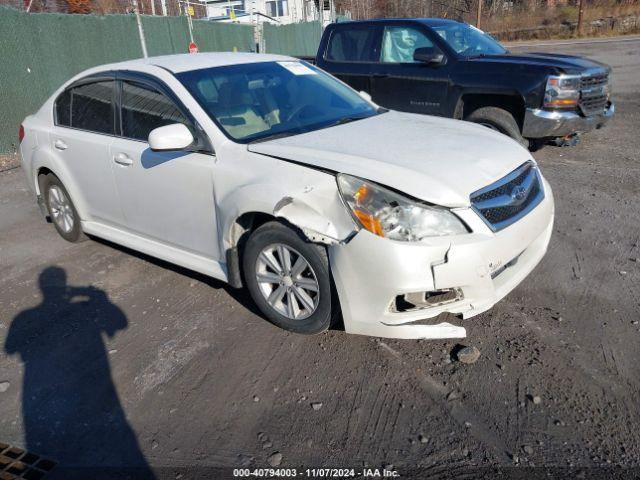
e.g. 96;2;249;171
89;52;296;74
332;18;462;28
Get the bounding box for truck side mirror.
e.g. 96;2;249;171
414;47;445;65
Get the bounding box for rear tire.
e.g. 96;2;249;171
242;221;333;335
41;174;85;243
465;106;529;149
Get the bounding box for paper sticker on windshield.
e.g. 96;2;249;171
277;61;316;75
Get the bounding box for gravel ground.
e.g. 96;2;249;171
0;38;639;480
0;154;19;172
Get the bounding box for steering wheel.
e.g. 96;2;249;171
285;104;323;123
459;45;481;56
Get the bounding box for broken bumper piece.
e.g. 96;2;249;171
329;179;554;340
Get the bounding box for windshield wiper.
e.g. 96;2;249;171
248;131;299;144
324;114;372;129
248;113;378;144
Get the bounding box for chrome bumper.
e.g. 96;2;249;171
522;102;614;139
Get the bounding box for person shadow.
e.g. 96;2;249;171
4;266;155;480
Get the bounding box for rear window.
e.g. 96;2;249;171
325;26;377;62
55;81;115;135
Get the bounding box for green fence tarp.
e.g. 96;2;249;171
0;7;254;153
263;21;322;57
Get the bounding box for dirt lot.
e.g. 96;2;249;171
0;154;19;172
1;38;639;479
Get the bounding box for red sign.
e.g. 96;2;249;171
188;42;199;54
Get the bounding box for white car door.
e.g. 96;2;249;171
108;75;220;261
51;76;125;226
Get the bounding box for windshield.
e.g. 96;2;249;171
433;23;507;57
176;61;379;143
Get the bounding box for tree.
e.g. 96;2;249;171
66;0;92;13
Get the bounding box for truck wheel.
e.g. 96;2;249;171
41;173;85;243
465;107;529;148
242;221;334;335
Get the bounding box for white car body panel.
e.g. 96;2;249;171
108;139;220;259
249;110;532;208
48;126;124;226
19;53;555;340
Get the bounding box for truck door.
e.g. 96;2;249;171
370;24;451;116
319;24;380;94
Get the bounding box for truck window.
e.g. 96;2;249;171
432;24;506;56
380;26;434;64
326;26;377;63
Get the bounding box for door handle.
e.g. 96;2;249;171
54;139;68;151
372;74;388;79
113;153;133;166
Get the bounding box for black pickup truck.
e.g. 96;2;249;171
314;18;614;149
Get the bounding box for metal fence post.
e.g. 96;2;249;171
132;0;149;58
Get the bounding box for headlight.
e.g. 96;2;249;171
544;75;580;109
336;174;468;241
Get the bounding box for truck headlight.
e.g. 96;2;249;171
337;174;468;241
544;75;580;109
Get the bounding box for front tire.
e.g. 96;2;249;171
242;221;333;335
41;174;84;243
465;106;529;149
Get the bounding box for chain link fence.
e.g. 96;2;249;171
263;20;323;56
0;5;255;152
2;1;640;152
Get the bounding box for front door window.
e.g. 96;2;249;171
380;26;434;64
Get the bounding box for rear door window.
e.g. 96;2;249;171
55;80;115;134
325;26;378;62
120;81;189;141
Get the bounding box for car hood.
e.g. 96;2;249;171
248;111;533;208
468;52;610;75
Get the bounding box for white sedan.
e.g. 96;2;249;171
19;53;554;339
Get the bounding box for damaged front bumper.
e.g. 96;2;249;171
329;179;554;340
522;102;614;139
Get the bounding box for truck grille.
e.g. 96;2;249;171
579;72;609;116
470;162;544;232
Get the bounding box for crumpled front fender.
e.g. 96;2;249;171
219;176;356;251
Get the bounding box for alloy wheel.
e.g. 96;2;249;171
48;185;75;234
255;243;320;320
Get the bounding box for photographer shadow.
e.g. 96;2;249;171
4;266;155;479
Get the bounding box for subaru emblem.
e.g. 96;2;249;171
511;185;528;202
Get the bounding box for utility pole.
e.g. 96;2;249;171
183;0;194;43
132;0;149;58
160;0;167;15
577;0;585;37
476;0;482;29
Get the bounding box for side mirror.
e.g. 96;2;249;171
358;90;373;103
413;47;445;65
148;123;194;151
